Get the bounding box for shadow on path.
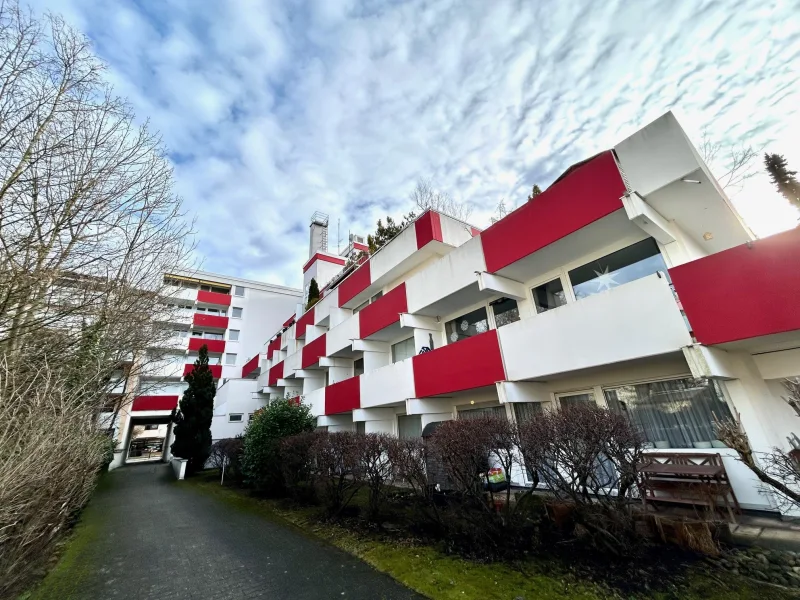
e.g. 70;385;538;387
32;463;423;600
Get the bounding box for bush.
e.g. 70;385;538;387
311;431;364;517
517;403;644;555
360;433;395;522
241;400;315;493
279;431;321;502
209;437;244;484
428;416;541;558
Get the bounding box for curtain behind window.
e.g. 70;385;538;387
604;378;733;449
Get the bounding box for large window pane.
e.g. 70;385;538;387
532;278;567;313
391;337;415;363
558;392;594;408
491;297;520;328
445;306;489;344
513;402;543;422
458;405;506;420
569;238;668;300
398;414;422;439
604;378;733;449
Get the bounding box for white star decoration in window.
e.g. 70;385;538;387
592;266;619;291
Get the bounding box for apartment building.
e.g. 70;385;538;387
247;111;800;515
109;270;302;467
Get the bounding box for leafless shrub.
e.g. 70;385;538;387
0;357;109;598
427;416;542;557
517;404;645;555
359;433;395;522
715;415;800;511
279;431;320;502
209;438;244;483
310;431;364;517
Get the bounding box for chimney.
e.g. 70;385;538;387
309;212;329;259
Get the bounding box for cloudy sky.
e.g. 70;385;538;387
31;0;800;288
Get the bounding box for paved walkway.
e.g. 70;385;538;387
35;463;423;600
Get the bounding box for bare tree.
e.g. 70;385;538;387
0;3;194;595
409;177;473;222
715;379;800;511
699;129;759;193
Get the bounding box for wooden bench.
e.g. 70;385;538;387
638;452;740;522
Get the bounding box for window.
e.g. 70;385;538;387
225;353;237;365
532;278;567;313
174;329;188;338
228;413;243;423
356;421;366;435
513;402;543;423
191;330;203;337
604;378;733;449
371;291;383;302
445;306;489;344
459;405;506;420
231;307;243;318
353;358;365;377
229;329;240;341
144;424;159;431
397;414;422;439
569;238;668;300
557;391;595;408
234;285;245;297
205;332;224;340
391;337;415;363
353;299;369;314
248;413;255;421
491;297;520;327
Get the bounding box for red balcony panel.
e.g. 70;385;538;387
131;395;178;412
359;283;408;338
268;361;284;386
302;252;346;273
412;329;506;398
267;337;281;359
301;333;327;369
197;290;232;306
288;395;301;405
338;261;371;307
325;376;360;415
188;337;225;353
283;313;296;328
669;229;800;345
414;210;444;249
295;306;315;339
242;354;260;378
192;313;229;329
183;364;222;379
480;151;626;274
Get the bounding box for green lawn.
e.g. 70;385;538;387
185;473;797;600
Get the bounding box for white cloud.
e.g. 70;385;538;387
30;0;800;287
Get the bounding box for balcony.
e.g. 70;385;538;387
131;395;179;412
268;361;284;386
359;283;408;339
360;357;414;408
301;334;327;369
242;354;260;379
197;290;232;306
412;329;506;398
188;337;225;354
183;364;222;379
669;229;800;347
497;273;691;381
192;313;229;330
325;376;360;415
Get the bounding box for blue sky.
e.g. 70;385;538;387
32;0;800;288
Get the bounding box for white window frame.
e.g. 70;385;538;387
441;299;492;346
231;307;243;319
553;389;598;410
225;353;237;366
228;329;240;341
228;413;243;423
234;285;245;297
